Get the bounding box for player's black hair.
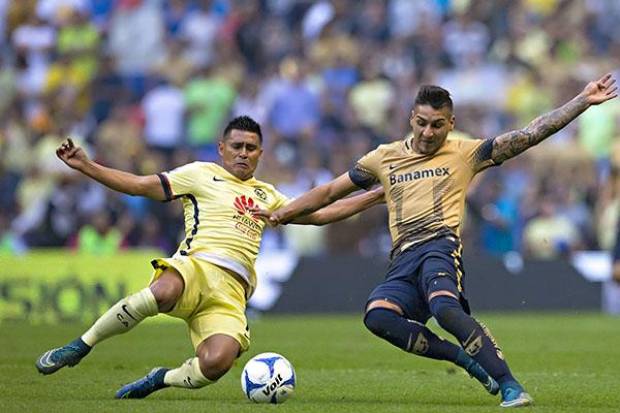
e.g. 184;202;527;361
222;116;263;143
414;85;453;111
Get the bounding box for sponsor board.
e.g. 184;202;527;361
0;250;162;324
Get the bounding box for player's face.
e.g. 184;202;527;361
218;129;263;180
410;104;454;155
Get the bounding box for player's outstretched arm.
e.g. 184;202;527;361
56;138;167;201
292;186;385;225
491;73;617;163
271;173;361;225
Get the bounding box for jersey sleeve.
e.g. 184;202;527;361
348;149;381;190
159;161;203;200
458;138;500;174
270;188;290;210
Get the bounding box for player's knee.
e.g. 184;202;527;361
363;307;399;337
428;295;463;330
198;349;236;381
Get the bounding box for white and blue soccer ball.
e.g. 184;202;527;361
241;352;296;404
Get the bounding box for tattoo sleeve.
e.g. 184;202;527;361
491;94;589;163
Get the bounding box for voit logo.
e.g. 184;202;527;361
234;195;259;221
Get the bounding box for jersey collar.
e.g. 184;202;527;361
214;163;258;184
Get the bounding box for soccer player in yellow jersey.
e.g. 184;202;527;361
262;74;618;408
35;116;386;398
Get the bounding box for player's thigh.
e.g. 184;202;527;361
149;268;185;311
420;255;467;308
150;256;202;318
366;279;430;322
188;263;250;354
420;256;462;301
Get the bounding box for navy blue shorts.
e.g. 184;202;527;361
366;236;470;322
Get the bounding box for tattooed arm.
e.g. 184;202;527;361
492;73;618;163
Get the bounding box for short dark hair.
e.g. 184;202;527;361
222;115;263;143
414;85;453;111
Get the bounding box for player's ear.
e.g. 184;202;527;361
217;138;225;156
449;115;455;131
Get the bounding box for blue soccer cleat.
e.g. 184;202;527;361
500;381;534;408
464;359;500;395
35;338;91;375
115;367;169;399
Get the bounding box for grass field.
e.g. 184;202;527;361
2;313;620;413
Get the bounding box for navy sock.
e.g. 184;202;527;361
364;308;461;362
429;296;515;385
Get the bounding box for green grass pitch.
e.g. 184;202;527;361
2;313;619;412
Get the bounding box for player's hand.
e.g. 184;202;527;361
580;73;617;105
248;207;280;227
56;138;89;171
268;210;286;226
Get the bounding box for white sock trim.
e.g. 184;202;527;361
164;357;213;389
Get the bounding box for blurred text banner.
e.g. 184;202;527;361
0;250;162;324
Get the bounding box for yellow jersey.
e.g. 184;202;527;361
158;162;288;295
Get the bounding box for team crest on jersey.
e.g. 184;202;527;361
253;187;267;201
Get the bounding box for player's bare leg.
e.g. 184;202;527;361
115;334;239;398
35;269;183;375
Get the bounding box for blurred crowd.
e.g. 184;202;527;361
1;0;620;261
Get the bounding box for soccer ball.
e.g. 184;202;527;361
241;352;296;404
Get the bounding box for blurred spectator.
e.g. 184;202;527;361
442;8;490;68
43;53;90;115
108;0;165;97
0;0;619;260
233;76;269;125
12;14;55;71
267;57;320;142
178;0;222;69
57;8;100;81
523;196;582;259
348;62;395;137
184;65;237;150
163;0;194;37
12;13;55;103
36;0;89;25
90;55;125;123
77;210;122;255
475;178;519;257
94;104;144;170
153;38;194;86
579;98;620;180
141;77;186;154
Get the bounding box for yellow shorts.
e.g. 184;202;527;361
150;256;250;353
